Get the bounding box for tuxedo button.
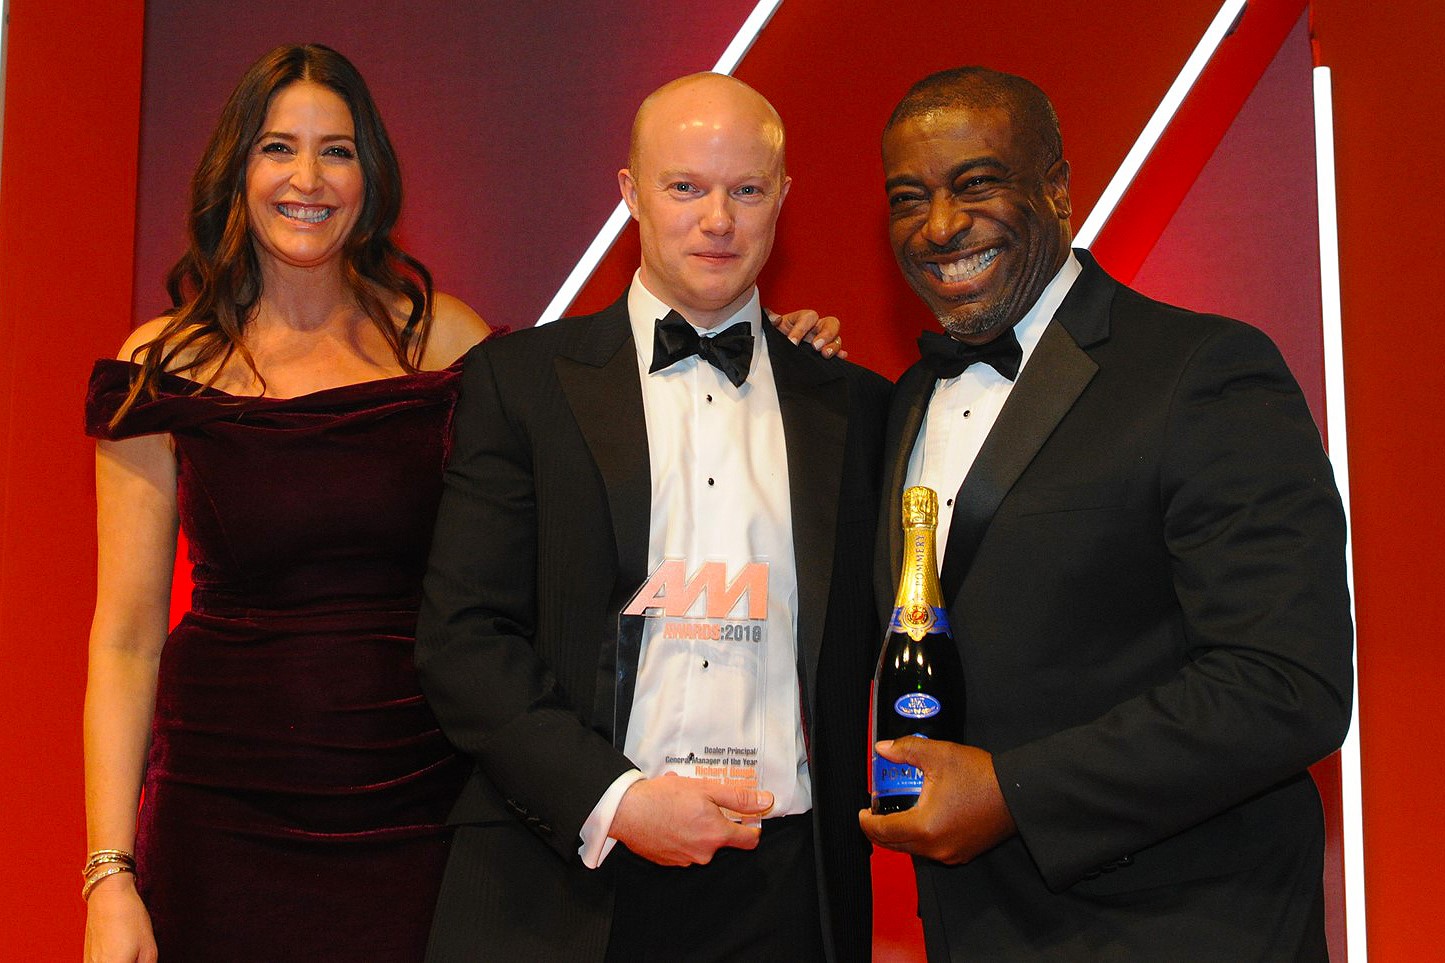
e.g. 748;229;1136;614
1099;854;1133;873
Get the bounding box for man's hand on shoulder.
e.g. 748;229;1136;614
609;772;774;866
858;738;1017;865
767;308;847;359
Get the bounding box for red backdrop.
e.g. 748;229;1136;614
3;0;1442;957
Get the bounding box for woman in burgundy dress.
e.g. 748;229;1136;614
81;45;490;962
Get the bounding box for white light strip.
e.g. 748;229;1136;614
534;201;632;327
1075;0;1245;248
535;0;785;325
1314;64;1367;963
712;0;786;76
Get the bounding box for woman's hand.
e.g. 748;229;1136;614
83;874;157;963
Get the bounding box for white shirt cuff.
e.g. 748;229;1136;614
578;769;646;869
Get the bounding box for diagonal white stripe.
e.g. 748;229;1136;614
535;0;785;326
1075;0;1246;248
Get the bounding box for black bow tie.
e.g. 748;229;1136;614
917;328;1023;381
649;311;754;388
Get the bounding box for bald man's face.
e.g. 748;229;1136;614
619;82;790;329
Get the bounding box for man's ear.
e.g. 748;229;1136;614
1047;159;1072;221
619;168;641;221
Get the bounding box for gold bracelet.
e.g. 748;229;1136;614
83;849;136;876
81;864;134;901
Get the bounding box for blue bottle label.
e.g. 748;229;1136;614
872;752;924;797
894;692;942;719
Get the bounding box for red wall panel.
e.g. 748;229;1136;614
1312;0;1445;955
0;0;146;952
1130;14;1326;421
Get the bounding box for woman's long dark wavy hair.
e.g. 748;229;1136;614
114;43;433;423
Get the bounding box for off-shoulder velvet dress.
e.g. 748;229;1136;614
85;359;469;962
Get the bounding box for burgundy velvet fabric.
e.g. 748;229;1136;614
86;359;469;962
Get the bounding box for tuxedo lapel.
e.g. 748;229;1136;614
555;301;651;588
764;323;848;705
876;363;936;618
554;298;650;742
937;254;1114;602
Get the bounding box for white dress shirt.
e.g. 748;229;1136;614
578;274;809;867
904;253;1083;562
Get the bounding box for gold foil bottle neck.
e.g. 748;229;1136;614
902;486;938;529
894;486;945;627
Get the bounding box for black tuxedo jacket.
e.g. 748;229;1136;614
875;252;1353;960
418;296;888;962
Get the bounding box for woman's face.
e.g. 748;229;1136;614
244;81;364;274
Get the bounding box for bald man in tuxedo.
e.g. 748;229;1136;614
418;72;885;962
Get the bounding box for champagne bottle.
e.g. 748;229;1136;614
870;486;966;814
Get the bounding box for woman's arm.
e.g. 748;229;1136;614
82;331;180;963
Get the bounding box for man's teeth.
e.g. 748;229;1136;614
930;248;999;283
278;205;331;223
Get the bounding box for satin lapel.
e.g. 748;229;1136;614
876;362;936;620
937;254;1114;602
554;298;650;743
765;323;848;708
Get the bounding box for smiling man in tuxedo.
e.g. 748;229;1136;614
859;66;1353;959
417;72;885;962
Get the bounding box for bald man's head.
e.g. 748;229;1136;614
628;72;786;176
619;72;791;329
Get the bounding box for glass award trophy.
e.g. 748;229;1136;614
616;558;771;824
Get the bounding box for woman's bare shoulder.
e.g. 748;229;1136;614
116;317;174;362
115;316;217;372
421;292;491;368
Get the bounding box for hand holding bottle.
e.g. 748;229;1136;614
858;736;1016;865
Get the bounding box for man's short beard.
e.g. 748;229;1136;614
936;301;1012;343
